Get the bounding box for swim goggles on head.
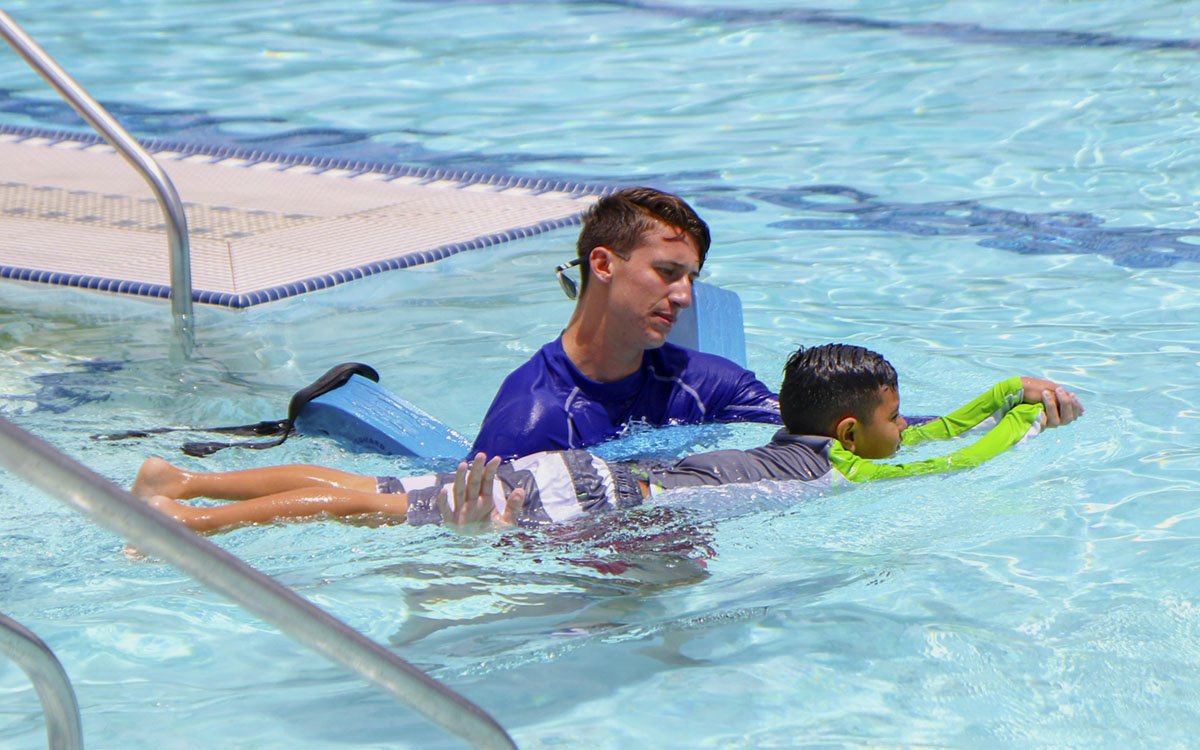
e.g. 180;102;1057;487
555;258;581;300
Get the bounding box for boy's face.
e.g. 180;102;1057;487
852;386;907;459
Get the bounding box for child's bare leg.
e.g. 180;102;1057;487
133;456;378;501
148;487;409;534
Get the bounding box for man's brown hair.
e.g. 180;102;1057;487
574;187;710;293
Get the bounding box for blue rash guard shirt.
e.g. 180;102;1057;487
471;337;780;460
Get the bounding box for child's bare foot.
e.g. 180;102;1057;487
147;494;192;524
123;495;178;555
132;457;184;499
123;494;197;556
120;544;150;561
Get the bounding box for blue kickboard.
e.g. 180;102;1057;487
295;374;471;458
666;280;747;367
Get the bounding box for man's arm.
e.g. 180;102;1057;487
437;454;526;529
675;349;781;425
472;394;570;461
711;371;782;424
470;357;575;460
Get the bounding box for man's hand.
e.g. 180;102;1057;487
437;453;526;529
1020;377;1084;428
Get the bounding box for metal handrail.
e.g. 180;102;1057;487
0;415;517;749
0;10;195;358
0;612;83;750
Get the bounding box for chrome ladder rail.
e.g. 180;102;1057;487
0;10;195;358
0;612;83;750
0;414;517;749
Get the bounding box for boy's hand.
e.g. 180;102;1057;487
437;454;526;530
1020;377;1084;428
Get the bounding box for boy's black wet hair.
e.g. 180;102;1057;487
779;343;898;436
574;187;710;293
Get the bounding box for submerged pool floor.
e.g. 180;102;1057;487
0;126;603;307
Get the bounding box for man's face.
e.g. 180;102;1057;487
605;226;701;350
851;386;907;459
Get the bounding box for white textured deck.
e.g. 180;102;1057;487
0;129;602;307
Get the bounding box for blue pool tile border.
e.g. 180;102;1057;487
3;124;615;308
0;265;171;299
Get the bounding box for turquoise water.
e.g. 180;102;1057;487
2;1;1200;747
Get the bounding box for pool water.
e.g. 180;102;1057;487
2;1;1200;748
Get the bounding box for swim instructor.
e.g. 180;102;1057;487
471;187;780;460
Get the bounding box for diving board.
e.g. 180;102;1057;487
0;125;606;307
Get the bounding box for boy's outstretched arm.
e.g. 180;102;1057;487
833;401;1048;482
437;454;526;530
1021;377;1083;428
904;377;1083;448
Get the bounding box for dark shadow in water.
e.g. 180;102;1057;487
642;1;1200;51
381;506;716;654
439;0;1200;52
0;359;122;414
739;184;1200;269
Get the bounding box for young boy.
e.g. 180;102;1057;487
133;344;1069;533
